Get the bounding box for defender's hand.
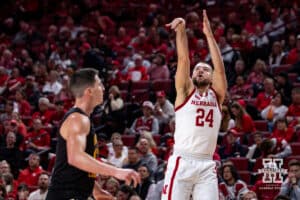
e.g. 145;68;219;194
115;168;141;187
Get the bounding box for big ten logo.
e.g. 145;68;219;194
258;158;288;183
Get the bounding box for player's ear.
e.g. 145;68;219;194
84;87;93;96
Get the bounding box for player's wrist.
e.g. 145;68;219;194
205;33;214;39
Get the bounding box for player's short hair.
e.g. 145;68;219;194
69;68;98;98
194;62;214;71
128;146;139;152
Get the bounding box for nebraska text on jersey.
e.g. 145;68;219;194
191;100;217;107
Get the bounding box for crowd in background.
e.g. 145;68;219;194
0;0;300;199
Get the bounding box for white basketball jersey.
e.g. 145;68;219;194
173;88;221;157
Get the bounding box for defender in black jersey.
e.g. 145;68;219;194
46;68;140;200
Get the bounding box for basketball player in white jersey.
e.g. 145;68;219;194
162;10;227;200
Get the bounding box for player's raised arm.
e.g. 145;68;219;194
202;10;227;104
166;18;193;106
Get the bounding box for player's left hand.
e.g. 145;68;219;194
202;10;213;37
166;18;186;32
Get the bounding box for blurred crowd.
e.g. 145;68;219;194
0;0;300;199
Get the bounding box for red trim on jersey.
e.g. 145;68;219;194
168;156;181;200
210;87;221;113
175;88;195;111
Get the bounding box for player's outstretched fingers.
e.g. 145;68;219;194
131;170;141;187
165;18;185;31
124;176;131;186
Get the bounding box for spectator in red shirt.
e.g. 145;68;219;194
31;97;54;126
218;129;248;159
247;59;267;88
97;134;109;159
49;101;66;127
230;102;256;134
24;118;50;153
147;28;168;55
14;89;31;116
147;54;170;80
219;165;249;200
272;118;295;143
18;153;44;191
253;177;281;200
6;67;25;93
127;54;149;81
244;11;264;35
112;26;131;53
256;77;277;112
286;87;300;123
128;101;159;135
286;34;300;65
229;75;253;100
131;30;152;55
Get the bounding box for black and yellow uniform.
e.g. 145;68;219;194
46;107;98;200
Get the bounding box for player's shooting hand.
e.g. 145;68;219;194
166;18;185;32
115;168;141;187
202;10;213;37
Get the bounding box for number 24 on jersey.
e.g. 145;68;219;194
195;108;214;127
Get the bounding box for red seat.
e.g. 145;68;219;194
229;157;249;171
152;79;173;94
295;130;300;142
294;82;300;88
238;171;251;184
252;158;263;173
120;90;128;102
254;120;268;131
273;64;292;75
118;81;129;90
288;73;298;82
131;89;150;103
122;135;136;147
131;80;150;90
290;143;300;156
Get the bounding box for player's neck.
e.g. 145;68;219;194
196;85;210;95
74;99;94;116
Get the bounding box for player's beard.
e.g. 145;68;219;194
192;77;211;88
